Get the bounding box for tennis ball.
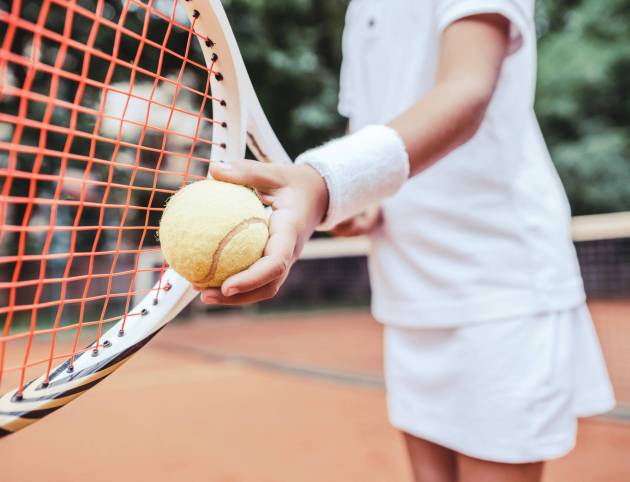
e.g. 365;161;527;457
159;179;269;288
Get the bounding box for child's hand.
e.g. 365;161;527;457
196;160;328;305
330;206;382;237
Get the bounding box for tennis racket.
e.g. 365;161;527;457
0;0;290;437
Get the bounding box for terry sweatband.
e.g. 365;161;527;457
295;125;410;231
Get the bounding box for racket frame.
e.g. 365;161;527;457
0;0;290;437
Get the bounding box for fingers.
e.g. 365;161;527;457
196;209;300;304
197;252;291;305
195;252;288;304
220;253;289;297
198;281;282;305
330;219;359;237
210;159;284;191
221;243;294;297
194;165;323;306
358;207;383;232
331;207;383;237
219;215;298;296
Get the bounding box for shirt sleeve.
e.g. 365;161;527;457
337;2;359;118
435;0;534;56
337;51;353;118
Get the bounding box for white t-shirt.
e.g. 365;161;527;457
338;0;586;327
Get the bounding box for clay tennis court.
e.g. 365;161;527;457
2;302;629;482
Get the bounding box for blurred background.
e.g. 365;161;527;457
1;0;630;481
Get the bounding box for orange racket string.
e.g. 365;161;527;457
1;50;220;112
2;315;134;348
0;0;226;391
0;267;162;292
0;142;211;178
91;0;190;344
0;169;178;199
0;1;21;228
44;0;119;382
2;85;218;146
0;196;167;213
0;9;212;104
55;0;211;74
0;117;222;161
21;0;83;390
2;0;55;391
119;10;207;334
4;290;166;320
0;0;20;385
0;247;162;266
1;224;163;234
66;0;154;367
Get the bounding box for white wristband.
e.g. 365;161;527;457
295;125;409;231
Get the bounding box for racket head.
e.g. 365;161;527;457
0;0;287;437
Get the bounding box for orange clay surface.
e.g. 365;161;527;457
2;304;630;482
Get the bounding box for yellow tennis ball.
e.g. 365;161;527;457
158;179;269;288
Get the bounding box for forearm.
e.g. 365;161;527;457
296;14;509;229
295;80;497;230
391;14;510;176
390;78;493;177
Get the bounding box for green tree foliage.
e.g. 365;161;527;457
228;0;630;214
223;0;347;158
535;0;630;214
2;0;626;217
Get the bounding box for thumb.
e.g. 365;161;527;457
210;159;283;191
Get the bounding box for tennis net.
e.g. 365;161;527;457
275;212;630;416
287;211;630;302
136;211;630;414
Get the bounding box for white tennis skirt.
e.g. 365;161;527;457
384;303;616;463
